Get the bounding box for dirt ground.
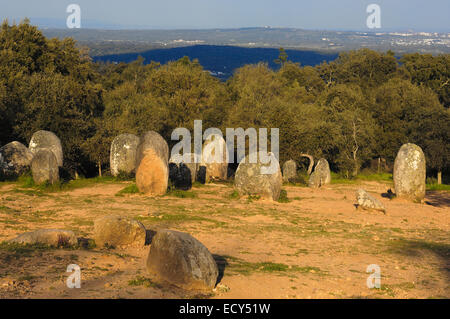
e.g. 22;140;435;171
0;179;448;299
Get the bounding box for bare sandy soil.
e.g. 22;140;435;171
0;179;448;299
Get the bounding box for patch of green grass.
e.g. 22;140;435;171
246;194;261;203
128;276;162;288
166;189;197;199
14;175;127;194
17;274;37;281
0;242;54;257
0;205;20;214
71;218;94;227
228;190;240;200
116;183;140;196
277;189;291;203
192;181;206;188
386;239;450;259
331;172;393;184
224;256;326;276
426;184;450;191
378;284;396;297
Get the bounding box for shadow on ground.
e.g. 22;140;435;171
388;239;450;281
425;191;450;208
213;254;229;285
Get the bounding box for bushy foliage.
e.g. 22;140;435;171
1;20;449;181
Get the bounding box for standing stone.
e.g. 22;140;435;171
0;141;34;179
169;153;199;190
200;135;228;182
31;149;59;185
355;189;386;214
234;152;282;201
93;215;146;247
393;143;426;202
146;229;218;291
136;149;168;196
135;131;169;168
282;160;297;183
308;158;331;188
29;130;63;167
110;133;140;177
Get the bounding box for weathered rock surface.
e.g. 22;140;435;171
393;143;426;202
93;215;146;247
234;152;282;201
29;130;63;167
201;135;228;182
136;149;169;195
146;229;218;291
0;141;34;179
282;160;297;183
356;189;386;213
9;229;77;247
308;158;331;188
110;133;140;176
31;149;59;185
169;153;199;190
135;131;169;168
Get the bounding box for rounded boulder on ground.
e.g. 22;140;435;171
9;229;77;247
93;215;147;247
31;149;59;185
393;143;426;202
146;229;219;291
29;130;63;167
282;159;297;183
308;158;331;188
136;149;169;196
355;189;386;214
0;141;34;179
110;133;140;177
135;131;169;168
234;152;282;201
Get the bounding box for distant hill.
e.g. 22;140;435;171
93;45;338;80
43;27;450;56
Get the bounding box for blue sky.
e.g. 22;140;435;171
1;0;449;31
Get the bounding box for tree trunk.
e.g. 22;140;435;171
437;171;442;185
75;171;79;180
300;154;314;175
98;161;102;177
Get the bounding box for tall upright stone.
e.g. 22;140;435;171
136;149;168;196
31;149;59;185
234;152;282;201
0;141;34;179
135;131;169;168
29;130;63;167
308;158;331;188
200;134;228;182
110;133;140;177
282;160;297;183
169;153;199;190
393;143;426;202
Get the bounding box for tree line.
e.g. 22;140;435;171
1;20;449;182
